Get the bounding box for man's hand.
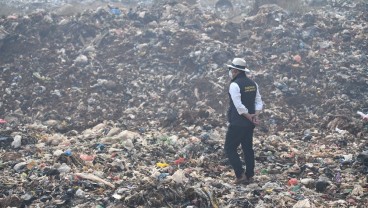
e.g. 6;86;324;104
252;115;260;125
243;113;260;125
243;113;255;122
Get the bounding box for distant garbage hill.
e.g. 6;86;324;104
0;1;368;207
0;0;367;137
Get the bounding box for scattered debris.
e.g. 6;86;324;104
0;0;367;207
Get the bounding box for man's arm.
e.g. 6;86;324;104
229;83;255;121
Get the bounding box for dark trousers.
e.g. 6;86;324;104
224;125;255;178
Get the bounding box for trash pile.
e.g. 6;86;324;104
1;0;367;207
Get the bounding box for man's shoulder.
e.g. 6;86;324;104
236;76;256;84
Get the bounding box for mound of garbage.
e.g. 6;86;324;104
0;0;367;207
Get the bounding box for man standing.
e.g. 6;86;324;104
225;58;263;184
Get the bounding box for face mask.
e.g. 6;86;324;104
228;70;233;79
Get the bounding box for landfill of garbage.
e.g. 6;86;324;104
0;0;367;207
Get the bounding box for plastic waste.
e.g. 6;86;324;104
11;135;22;148
40;195;51;202
334;169;341;184
13;162;27;172
357;111;368;120
80;154;95;161
288;178;298;186
75;189;85;198
156;162;169;168
174;157;185;166
0;119;6;124
157;173;170;181
262;182;282;190
122;139;134;151
293;55;302;63
335;127;349;134
44;168;60;176
0;1;367;207
302;129;312;141
300;178;314;186
293;199;312;208
74;173;115;189
96;143;105;152
315;180;329;192
261;169;268;175
291;185;301;193
357;150;368;165
171;169;187;184
21;193;33;204
0;135;13;149
110;8;121;15
53;149;64;157
58;163;71;173
64;149;72;156
339;154;353;165
112;193;122;200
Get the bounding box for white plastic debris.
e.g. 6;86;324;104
106;127;121;137
74;173;115;189
122;139;134;151
300;178;315;185
53;149;64;157
335;127;349;134
357;111;368;119
13;162;27;172
171;169;188;184
74;54;88;64
262;182;282;190
293;199;312;208
58;163;71;173
75;189;85;198
11;135;22;148
112;194;122;200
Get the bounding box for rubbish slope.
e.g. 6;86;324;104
0;0;367;207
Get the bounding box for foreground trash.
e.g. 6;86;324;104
0;0;367;207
